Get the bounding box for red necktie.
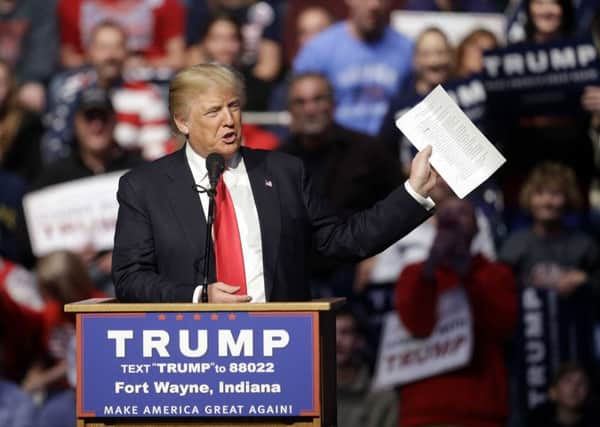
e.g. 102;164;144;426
213;176;247;294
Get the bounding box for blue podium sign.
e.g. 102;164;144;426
77;311;320;418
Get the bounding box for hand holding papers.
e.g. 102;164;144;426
396;85;505;199
409;145;438;200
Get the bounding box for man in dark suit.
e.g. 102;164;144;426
112;64;437;303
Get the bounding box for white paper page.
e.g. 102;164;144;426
396;85;505;198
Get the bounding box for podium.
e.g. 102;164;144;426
65;298;344;427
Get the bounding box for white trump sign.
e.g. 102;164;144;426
372;287;473;389
391;10;505;45
23;171;125;256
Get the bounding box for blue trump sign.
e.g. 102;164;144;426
77;311;319;418
483;37;600;116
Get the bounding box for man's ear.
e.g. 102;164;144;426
548;385;558;402
173;115;189;135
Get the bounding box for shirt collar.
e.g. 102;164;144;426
185;143;243;186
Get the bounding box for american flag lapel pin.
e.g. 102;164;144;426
265;179;273;187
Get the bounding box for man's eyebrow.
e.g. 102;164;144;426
204;104;222;112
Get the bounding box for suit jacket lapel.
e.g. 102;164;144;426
163;149;210;272
241;147;281;300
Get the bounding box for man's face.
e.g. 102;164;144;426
288;76;333;138
175;86;243;160
414;31;453;88
74;108;116;154
436;198;478;241
88;27;127;83
346;0;390;39
297;7;333;49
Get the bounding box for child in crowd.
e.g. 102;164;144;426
529;363;599;427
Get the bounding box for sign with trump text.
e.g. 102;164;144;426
77;311;320;418
483;37;600;117
372;287;473;389
23;171;125;256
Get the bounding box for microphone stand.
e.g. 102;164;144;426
196;152;225;303
194;184;217;303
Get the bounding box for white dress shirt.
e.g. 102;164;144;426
186;144;266;303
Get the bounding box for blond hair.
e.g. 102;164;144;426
36;250;95;303
168;63;245;135
519;162;583;212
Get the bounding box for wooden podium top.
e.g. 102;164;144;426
65;297;346;313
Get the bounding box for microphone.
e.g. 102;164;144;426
206;153;225;190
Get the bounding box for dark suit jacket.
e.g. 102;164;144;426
112;146;431;302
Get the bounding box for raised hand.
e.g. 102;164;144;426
409;145;438;199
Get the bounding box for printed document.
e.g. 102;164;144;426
396;85;505;198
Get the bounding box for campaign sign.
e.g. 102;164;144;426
445;77;488;131
372;287;473;389
482;37;600;117
77;311;319;418
516;285;595;414
23;171;125;256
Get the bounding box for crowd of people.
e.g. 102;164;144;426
0;0;600;426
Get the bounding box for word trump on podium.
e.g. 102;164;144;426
77;311;320;418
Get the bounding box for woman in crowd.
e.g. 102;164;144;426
186;0;284;85
187;14;274;112
377;26;454;164
455;28;498;78
524;0;575;43
0;60;44;184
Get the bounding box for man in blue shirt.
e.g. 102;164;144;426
293;0;413;136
